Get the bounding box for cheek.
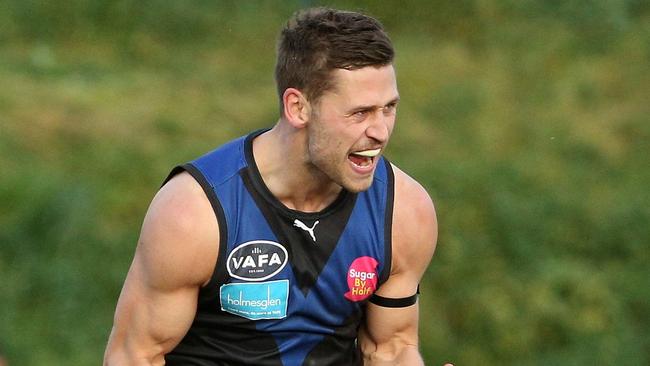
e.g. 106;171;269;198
311;119;350;150
308;123;338;158
381;116;396;139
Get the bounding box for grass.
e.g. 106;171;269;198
1;1;649;364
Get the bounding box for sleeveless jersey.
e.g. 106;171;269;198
164;130;394;366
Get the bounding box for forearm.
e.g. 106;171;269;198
104;345;166;366
104;351;160;366
362;344;424;366
394;345;425;365
104;328;167;366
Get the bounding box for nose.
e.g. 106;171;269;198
365;111;392;143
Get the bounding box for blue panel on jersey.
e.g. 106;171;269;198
220;280;289;320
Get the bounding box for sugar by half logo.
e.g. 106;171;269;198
227;240;288;281
344;256;379;302
220;280;289;320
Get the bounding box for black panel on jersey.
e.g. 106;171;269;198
165;319;284;365
302;312;364;366
241;167;357;296
379;158;394;285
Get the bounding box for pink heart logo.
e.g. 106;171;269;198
344;256;379;302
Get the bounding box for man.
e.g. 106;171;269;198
105;7;443;366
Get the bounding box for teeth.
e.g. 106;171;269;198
353;149;381;157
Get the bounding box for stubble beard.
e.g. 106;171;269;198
306;117;374;194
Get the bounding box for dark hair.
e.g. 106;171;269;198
275;8;394;111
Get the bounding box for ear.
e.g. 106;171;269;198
282;88;311;128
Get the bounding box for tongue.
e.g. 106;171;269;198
349;154;369;166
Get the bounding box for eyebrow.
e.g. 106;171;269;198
346;96;401;114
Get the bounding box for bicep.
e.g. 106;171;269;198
359;272;420;356
358;237;430;364
105;172;219;364
107;253;200;361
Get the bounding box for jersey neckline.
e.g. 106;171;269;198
243;128;354;220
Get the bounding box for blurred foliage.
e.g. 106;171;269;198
1;0;649;365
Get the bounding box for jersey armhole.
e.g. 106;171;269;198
378;159;395;286
162;163;229;291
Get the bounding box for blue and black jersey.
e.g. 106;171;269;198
164;130;394;366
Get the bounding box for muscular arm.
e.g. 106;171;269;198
359;165;438;365
104;172;219;365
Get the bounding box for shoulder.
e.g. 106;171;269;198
145;171;217;243
138;171;220;289
389;164;437;277
391;164;436;222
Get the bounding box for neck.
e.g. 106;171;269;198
252;121;343;212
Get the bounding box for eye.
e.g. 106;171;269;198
350;109;370;122
382;103;397;115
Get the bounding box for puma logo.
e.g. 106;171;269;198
293;219;319;242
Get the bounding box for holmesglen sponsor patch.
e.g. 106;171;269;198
220;280;289;320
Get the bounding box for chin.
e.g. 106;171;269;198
342;177;374;193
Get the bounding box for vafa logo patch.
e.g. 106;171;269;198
227;240;288;281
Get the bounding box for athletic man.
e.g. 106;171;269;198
105;7;443;365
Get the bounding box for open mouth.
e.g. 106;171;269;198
348;148;381;168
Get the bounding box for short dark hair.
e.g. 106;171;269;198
275;8;394;111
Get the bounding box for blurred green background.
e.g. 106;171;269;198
1;0;649;365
